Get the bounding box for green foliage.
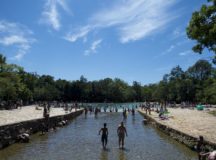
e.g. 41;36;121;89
0;53;216;105
187;60;212;81
144;61;216;104
187;0;216;63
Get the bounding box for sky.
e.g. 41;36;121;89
0;0;214;85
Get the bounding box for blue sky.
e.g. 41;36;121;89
0;0;214;85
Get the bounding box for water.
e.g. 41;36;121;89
0;111;197;160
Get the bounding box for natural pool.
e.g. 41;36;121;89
0;111;197;160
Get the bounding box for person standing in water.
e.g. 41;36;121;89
99;123;108;149
117;122;128;149
132;108;135;116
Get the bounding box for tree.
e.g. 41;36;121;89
132;81;143;102
187;60;213;81
186;0;216;63
153;81;169;102
0;54;6;72
0;54;6;64
0;77;17;101
169;66;185;81
203;79;216;103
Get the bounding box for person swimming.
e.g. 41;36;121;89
99;123;108;149
117;122;128;149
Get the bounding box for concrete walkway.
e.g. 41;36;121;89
138;108;216;144
0;105;82;126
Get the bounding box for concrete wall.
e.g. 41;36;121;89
138;110;216;151
0;110;83;149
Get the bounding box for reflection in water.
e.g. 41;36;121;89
100;149;109;160
118;149;127;160
132;116;136;125
0;110;197;160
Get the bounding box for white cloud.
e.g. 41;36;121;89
0;20;35;60
40;0;70;31
158;39;190;58
0;35;28;46
64;26;91;42
178;50;192;56
84;39;102;56
65;0;178;43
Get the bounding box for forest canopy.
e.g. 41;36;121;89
0;54;216;106
187;0;216;63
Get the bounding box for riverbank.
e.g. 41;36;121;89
138;108;216;151
0;106;83;149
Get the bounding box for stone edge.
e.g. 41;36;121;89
138;110;216;151
0;109;83;150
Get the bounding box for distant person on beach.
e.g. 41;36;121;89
99;123;108;149
117;122;128;149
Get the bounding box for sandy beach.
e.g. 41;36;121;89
0;105;80;126
139;108;216;144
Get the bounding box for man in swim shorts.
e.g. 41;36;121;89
117;122;128;149
99;123;108;149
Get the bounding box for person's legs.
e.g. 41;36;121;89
105;136;107;148
101;136;105;148
103;140;105;148
118;136;121;148
122;136;125;148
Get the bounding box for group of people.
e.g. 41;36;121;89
98;122;128;149
84;106;136;118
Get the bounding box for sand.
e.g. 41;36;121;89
0;105;81;126
139;108;216;144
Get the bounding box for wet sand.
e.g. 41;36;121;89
139;108;216;144
0;105;80;126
